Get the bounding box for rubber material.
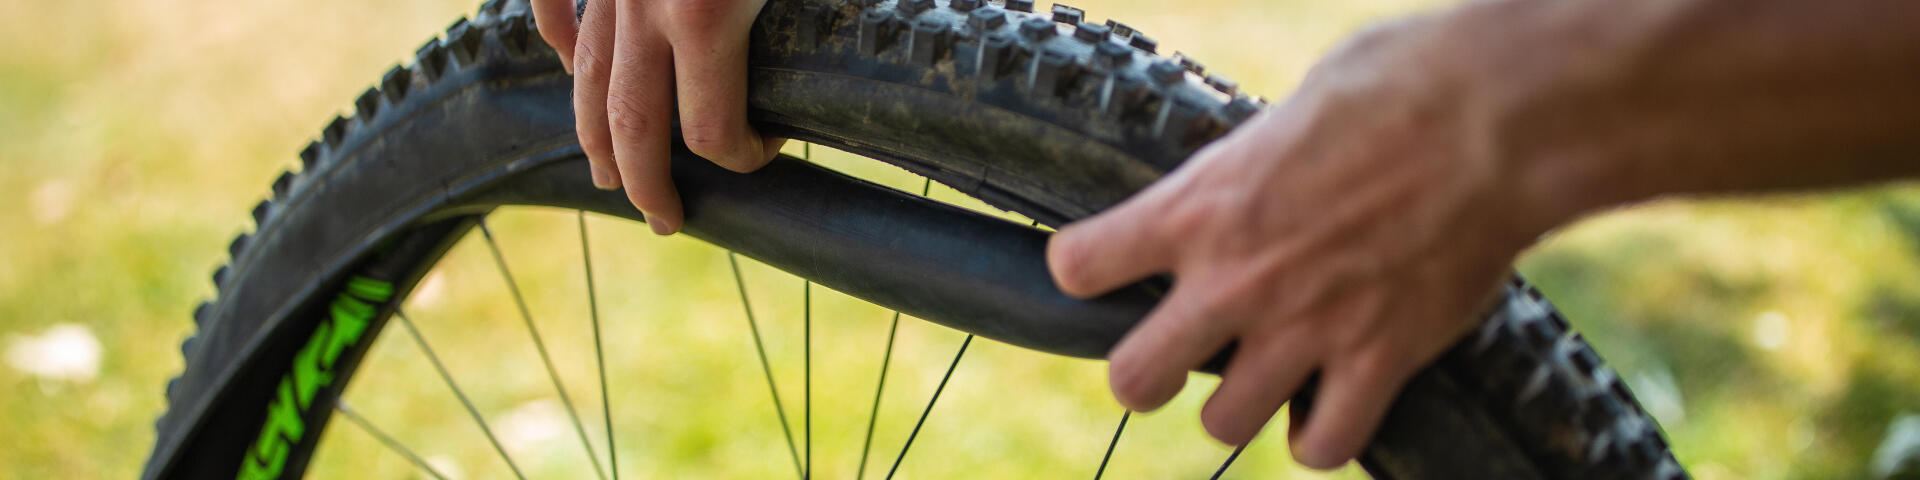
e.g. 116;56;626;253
475;149;1183;361
148;0;1688;478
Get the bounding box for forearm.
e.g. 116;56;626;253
1433;0;1920;224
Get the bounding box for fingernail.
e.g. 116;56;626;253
645;213;673;236
590;164;619;190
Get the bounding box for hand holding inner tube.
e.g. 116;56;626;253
531;0;785;235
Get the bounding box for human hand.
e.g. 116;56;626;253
532;0;785;235
1046;20;1566;469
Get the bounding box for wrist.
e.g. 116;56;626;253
1433;0;1659;234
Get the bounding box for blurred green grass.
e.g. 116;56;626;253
1;0;1915;478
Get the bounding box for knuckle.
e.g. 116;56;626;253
1213;284;1270;322
1179;276;1255;328
577;130;614;157
1184;296;1235;330
680;121;741;161
572;41;607;73
1352;343;1410;380
663;0;734;33
1161;195;1215;239
572;108;614;157
604;94;657;135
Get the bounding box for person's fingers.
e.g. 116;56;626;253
667;0;774;173
1046;185;1183;298
529;0;579;73
608;0;682;234
1199;326;1321;445
1106;285;1239;412
572;0;620;191
1290;350;1412;470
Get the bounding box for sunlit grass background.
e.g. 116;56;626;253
3;0;1918;478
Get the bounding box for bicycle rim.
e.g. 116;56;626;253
148;0;1689;478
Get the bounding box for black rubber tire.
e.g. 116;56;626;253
147;0;1689;478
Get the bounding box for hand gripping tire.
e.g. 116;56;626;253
146;1;1688;478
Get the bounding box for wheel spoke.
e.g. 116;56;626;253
395;308;527;480
478;220;609;480
804;140;815;480
729;253;807;479
335;400;451;480
805;280;813;479
1093;410;1130;479
853;312;901;480
1208;444;1248;480
579;211;620;479
884;334;973;480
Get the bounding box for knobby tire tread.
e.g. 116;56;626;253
151;1;1687;478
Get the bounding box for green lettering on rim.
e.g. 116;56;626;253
239;276;392;480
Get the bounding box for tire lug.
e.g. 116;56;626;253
322;116;348;148
976;33;1015;77
380;66;411;103
299;141;322;171
967;8;1006;31
900;0;935;16
1050;4;1083;24
1173;51;1205;75
1093;41;1130;69
444;19;483;65
1128;33;1156;53
1018;17;1055;41
1147;60;1184;86
228;234;250;259
1204;73;1237;95
355;88;381;119
909;17;948;66
1072;21;1108;42
858;9;898;56
271;172;294;199
415;41;449;82
251;201;272;226
1030;48;1075;96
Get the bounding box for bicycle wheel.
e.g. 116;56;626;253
146;0;1689;478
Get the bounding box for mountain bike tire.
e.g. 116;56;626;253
145;0;1689;478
